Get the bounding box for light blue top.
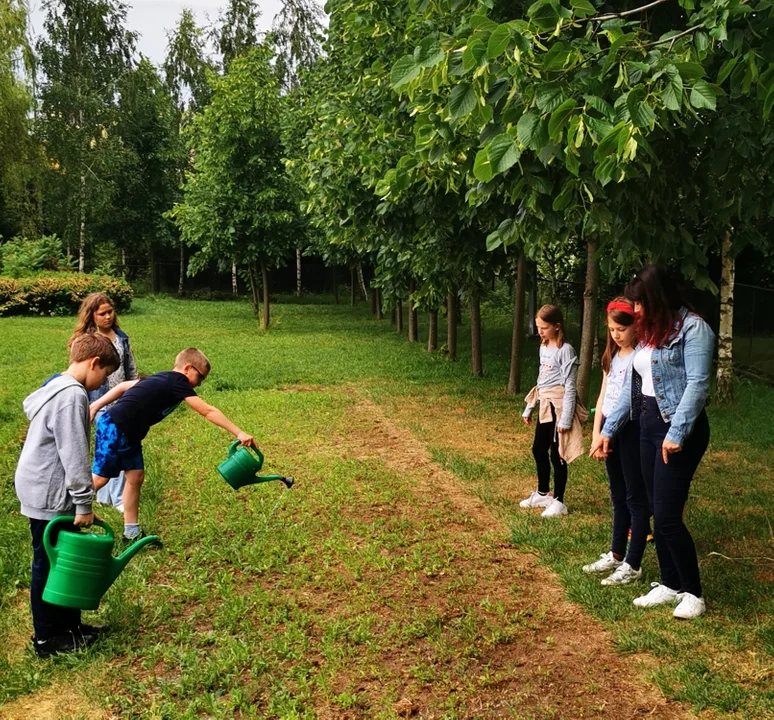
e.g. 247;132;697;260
523;342;579;429
601;308;714;446
601;350;634;417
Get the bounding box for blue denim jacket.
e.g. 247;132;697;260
601;309;714;447
87;328;138;402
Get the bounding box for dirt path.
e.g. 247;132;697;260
342;389;690;719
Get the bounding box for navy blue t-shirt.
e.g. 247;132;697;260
106;371;196;443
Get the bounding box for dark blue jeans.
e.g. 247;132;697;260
30;518;81;639
604;415;650;570
639;397;709;598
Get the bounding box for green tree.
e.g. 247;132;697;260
213;0;261;71
170;46;299;329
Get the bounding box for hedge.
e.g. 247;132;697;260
0;273;134;317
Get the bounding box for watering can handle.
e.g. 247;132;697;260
228;439;264;463
42;516;114;561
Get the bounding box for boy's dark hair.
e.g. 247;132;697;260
175;348;211;374
70;334;120;372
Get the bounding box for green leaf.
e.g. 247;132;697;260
536;83;564;113
487;24;512;59
694;31;710;54
486;230;503;251
469;14;498;32
543;42;571;72
689;79;716;110
570;0;596;17
662;65;683;111
584;95;614;118
517;112;541;148
415;37;444;68
594;122;627;159
463;39;487;71
585;115;614;140
391;55;421;89
763;85;774;121
627;94;655;128
448;83;478;120
548;98;576;138
487;133;522;174
675;62;705;81
473;147;494;182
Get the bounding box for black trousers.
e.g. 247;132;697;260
604;415;650;570
532;405;567;502
640;397;709;597
29;518;81;639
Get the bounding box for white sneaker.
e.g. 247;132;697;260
583;551;621;575
519;491;553;508
673;592;706;619
601;561;642;586
541;498;568;517
633;582;679;608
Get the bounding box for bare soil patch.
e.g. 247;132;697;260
0;684;103;720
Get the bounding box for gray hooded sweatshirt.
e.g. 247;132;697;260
15;374;94;520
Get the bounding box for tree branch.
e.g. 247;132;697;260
588;0;672;23
639;25;699;49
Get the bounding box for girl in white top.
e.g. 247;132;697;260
584;298;651;585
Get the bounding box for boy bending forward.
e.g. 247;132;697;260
90;348;255;542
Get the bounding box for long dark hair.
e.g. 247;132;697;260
601;297;636;373
625;266;688;348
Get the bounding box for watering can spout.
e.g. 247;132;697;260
110;535;160;586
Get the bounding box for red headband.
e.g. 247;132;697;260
607;300;635;316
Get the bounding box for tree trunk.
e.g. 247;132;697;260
247;262;259;315
577;239;600;407
121;248;127;278
78;172;86;273
371;285;378;315
261;261;270;330
528;261;538;336
149;245;157;294
178;243;185;296
396;298;403;332
507;251;528;395
447;292;457;361
333;267;339;304
470;293;483;377
296;246;302;296
232;261;238;296
357;263;368;301
427;309;438;351
408;280;418;343
350;267;356;306
376;289;383;320
716;228;735;404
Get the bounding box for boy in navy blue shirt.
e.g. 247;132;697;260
90;348;255;541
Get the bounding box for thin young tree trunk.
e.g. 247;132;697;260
408;280;418;343
232;261;238;296
716;228;735;404
357;263;368;301
376;289;383;320
78;172;86;273
350;267;356;306
296;246;302;296
577;238;600;407
528;261;538;336
470;292;483;377
371;285;378;315
178;243;185;296
247;262;259;315
447;292;458;361
427;309;438;351
396;298;403;332
507;251;528;395
333;267;339;305
261;261;270;330
121;248;126;278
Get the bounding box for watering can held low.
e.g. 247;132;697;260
217;440;294;490
43;517;159;610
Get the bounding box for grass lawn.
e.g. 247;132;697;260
1;295;773;719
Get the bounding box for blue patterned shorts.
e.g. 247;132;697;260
92;414;144;478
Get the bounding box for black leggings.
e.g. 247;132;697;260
532;405;567;502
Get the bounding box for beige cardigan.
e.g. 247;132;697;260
524;385;589;464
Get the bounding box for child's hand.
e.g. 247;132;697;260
557;426;569;434
523;416;531;425
589;435;610;459
89;404;99;422
237;432;256;448
74;512;95;527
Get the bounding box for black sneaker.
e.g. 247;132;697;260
32;630;98;659
121;529;163;549
78;622;110;637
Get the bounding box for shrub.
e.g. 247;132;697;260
0;235;76;277
0;272;134;317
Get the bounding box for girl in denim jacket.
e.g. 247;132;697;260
590;267;714;620
70;293;138;511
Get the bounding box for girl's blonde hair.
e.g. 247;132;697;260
601;296;636;373
68;293;120;348
536;304;565;347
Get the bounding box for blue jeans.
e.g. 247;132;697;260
640;397;709;597
29;518;81;639
604;415;650;570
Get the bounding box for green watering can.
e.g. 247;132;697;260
43;517;159;610
217;440;294;490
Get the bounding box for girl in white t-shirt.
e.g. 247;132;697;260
583;298;650;585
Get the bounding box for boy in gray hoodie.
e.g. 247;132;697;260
15;333;120;658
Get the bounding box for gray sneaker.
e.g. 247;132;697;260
583;551;621;575
601;561;642;586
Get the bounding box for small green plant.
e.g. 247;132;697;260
0;235;76;278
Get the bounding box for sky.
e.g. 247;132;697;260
28;0;288;67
